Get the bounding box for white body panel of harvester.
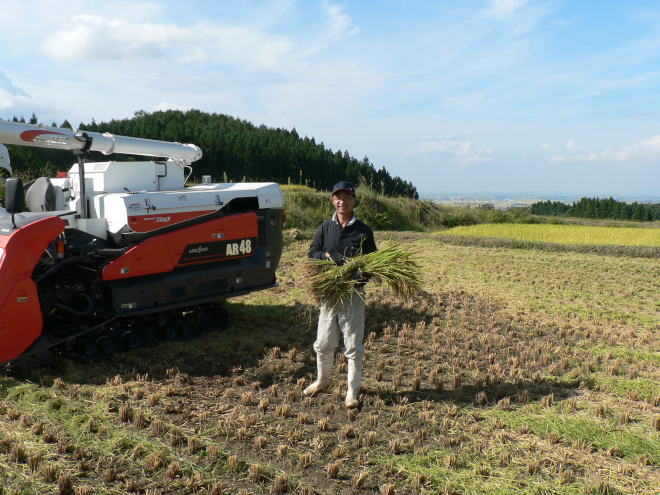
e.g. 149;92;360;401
46;161;283;239
68;160;187;193
95;182;283;236
0;121;283;242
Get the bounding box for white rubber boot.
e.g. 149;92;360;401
345;357;363;408
304;353;333;396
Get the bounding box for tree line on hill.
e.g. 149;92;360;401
531;197;659;221
3;110;418;198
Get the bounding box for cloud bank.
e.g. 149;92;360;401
550;135;660;163
419;138;492;166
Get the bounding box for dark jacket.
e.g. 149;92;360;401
308;217;377;260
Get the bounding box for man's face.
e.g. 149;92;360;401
332;190;357;216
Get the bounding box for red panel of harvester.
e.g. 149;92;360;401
102;212;259;281
0;217;67;363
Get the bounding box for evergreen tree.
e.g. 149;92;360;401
530;196;659;221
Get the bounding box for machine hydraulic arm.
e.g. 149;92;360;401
0;120;202;165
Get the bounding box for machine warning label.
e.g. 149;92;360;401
179;237;257;264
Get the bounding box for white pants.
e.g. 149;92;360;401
314;290;365;360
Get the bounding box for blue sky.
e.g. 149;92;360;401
1;0;659;198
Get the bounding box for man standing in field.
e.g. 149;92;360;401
305;181;377;408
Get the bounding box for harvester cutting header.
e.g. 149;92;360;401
0;120;284;367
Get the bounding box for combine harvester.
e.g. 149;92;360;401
0;120;284;368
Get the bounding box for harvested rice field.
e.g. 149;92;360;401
0;231;658;494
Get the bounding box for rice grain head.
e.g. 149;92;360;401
303;243;423;309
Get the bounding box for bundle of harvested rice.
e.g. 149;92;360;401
304;243;423;309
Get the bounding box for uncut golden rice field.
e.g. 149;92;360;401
441;223;660;247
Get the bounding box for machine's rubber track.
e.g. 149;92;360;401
2;304;229;371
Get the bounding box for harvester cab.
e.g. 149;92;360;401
0;120;284;367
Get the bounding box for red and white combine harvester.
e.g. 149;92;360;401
0;120;284;368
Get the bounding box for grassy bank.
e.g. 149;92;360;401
282;185;534;231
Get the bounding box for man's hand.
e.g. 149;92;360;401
327;251;348;266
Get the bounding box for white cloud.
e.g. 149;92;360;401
0;71;29;97
0;73;33;116
39;4;357;71
550;135;660;164
540;143;553;150
0;1;376;133
322;2;359;41
301;2;359;55
178;48;208;64
488;0;527;19
594;71;660;92
40;14;293;72
41;15;189;61
565;139;576;150
153;101;193;112
419;138;492;166
0;90;20;111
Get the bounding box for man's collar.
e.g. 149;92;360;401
332;211;357;226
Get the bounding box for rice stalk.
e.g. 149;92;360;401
303;243;423;309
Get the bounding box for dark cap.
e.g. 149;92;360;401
331;180;356;196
